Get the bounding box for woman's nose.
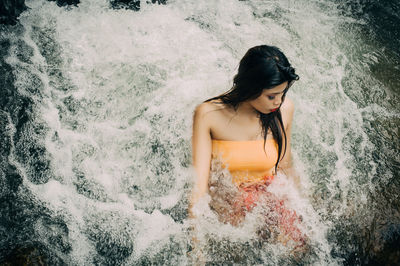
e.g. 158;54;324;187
273;97;282;105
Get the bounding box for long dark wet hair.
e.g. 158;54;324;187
206;45;299;172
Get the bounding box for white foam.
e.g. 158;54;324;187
7;0;389;264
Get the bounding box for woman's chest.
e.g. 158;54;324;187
211;140;278;172
210;118;264;141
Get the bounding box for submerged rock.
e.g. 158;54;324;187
85;211;140;265
1;246;47;266
0;0;27;25
48;0;80;7
0;0;80;25
369;223;400;265
148;0;167;4
110;0;167;11
110;0;140;11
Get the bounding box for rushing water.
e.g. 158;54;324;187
0;0;399;265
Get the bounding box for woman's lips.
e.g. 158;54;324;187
271;108;279;112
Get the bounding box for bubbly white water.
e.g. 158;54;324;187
4;0;394;264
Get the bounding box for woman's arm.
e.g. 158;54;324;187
189;102;213;218
187;103;213;264
278;98;301;188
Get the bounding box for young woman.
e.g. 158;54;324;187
189;45;305;250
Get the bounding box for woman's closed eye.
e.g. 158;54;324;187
267;88;288;100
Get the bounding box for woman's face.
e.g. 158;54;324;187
248;81;288;114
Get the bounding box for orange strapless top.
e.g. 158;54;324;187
212;139;278;186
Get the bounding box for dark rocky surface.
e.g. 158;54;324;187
0;0;81;25
1;0;167;25
110;0;140;11
48;0;80;7
0;0;27;25
149;0;167;4
0;30;68;266
110;0;167;11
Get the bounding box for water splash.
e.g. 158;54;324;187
0;0;398;264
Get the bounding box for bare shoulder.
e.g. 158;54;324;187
280;97;295;127
281;97;294;114
193;100;226;124
194;100;223;117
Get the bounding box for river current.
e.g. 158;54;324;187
0;0;399;265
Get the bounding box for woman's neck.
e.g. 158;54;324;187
235;102;259;120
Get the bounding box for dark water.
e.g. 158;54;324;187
336;0;400;94
329;1;400;264
0;0;399;265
